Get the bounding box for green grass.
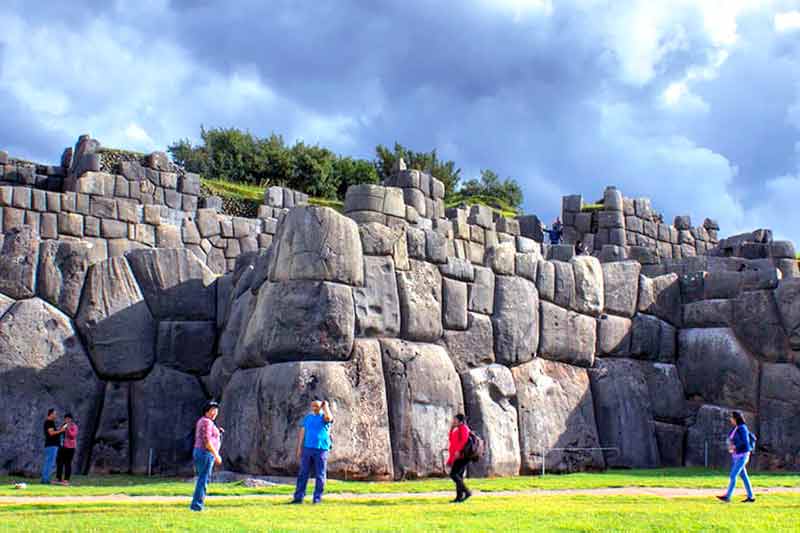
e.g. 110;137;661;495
201;178;344;212
3;494;800;532
446;192;519;218
581;202;604;212
2;469;799;498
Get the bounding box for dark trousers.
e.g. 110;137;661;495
293;447;329;503
56;447;75;481
450;458;470;499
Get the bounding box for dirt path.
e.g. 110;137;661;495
2;486;800;505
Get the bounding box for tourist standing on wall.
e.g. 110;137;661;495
447;414;472;503
291;399;334;504
190;401;222;512
717;411;756;503
547;218;563;245
56;414;79;485
41;408;66;484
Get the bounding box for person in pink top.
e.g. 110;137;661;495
190;401;223;512
56;414;78;485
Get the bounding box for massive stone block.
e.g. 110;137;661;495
461;365;520;476
353;256;401;337
589;358;660;468
156;321;217;375
256;280;355;363
596;314;632;357
439;312;494;373
36;239;91;317
397;259;443;342
638;273;681;327
630;313;676;362
359;222;409;269
683;299;732;328
492;276;539;366
468;266;494;314
640;362;685;422
536;260;555;302
677;328;759;411
732;289;791;363
0;298;102;476
220;340;393;479
513;359;604;473
126;248;217;321
602;261;640;317
758;363;800;470
130;364;208;475
571;255;604;316
775;278;800;353
90;382;131;474
539;301;595;367
0;226;39;300
76;257;156;380
381;339;463;479
266;206;364;286
686;404;757;468
553;261;574;309
654;421;685;467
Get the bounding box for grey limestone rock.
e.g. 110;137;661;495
638;273;681;326
553;260;574;309
596;314;632;356
640;362;685;422
536;260;555;302
571;255;604;316
439;312;494;373
630;313;676;362
461;364;520;476
601;261;640;317
468;266;494;314
156;321;217;375
353;256;401;338
589;358;660;468
0;298;102;476
90;381;131;474
130;364;207;475
76;257;156;380
539;301;595;367
732;289;791;363
677;328;759;411
492;275;539;366
682;299;732;328
758;363;800;469
513;358;604;473
0;226;39;300
775;278;800;352
127;248;217;321
36;239;91;317
396;259;443;342
220;340;394;479
267;207;363;286
485;242;515;275
654;421;685;467
257;280;355;364
380;339;463;479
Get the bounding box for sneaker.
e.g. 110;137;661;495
742;498;756;503
716;496;731;503
460;491;472;503
288;499;303;505
451;496;462;503
312;500;322;505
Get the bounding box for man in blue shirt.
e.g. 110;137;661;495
291;399;333;504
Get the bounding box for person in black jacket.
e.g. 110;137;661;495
717;411;755;503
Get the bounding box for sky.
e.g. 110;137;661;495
2;0;800;243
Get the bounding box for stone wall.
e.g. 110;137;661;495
1;137;799;480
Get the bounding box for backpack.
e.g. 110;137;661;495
463;431;485;462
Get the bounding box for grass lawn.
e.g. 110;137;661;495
1;468;799;498
2;494;800;532
201;178;344;212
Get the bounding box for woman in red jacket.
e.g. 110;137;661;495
447;414;471;503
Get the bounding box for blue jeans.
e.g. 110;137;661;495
190;449;215;511
725;453;754;500
41;446;58;484
293;447;329;502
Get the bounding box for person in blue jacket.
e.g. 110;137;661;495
717;411;756;503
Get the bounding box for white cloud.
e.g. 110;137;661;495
775;10;800;32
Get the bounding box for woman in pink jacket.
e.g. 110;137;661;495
56;414;78;485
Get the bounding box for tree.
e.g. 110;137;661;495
290;143;338;199
460;169;524;210
374;142;461;196
167;138;207;175
333;157;379;197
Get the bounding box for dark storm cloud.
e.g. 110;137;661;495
2;1;800;241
